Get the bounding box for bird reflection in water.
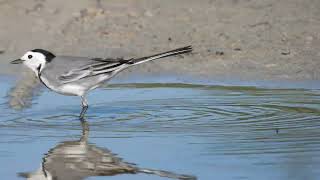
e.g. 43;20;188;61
18;119;197;180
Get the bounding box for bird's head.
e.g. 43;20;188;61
11;49;56;75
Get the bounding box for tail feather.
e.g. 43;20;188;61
138;168;197;180
131;46;192;65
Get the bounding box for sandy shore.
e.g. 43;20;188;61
0;0;320;84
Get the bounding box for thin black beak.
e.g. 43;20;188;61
11;59;24;64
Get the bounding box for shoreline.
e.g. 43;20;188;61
2;73;320;90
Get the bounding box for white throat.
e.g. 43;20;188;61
21;52;47;76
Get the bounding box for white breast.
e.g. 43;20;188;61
40;76;85;96
59;84;86;96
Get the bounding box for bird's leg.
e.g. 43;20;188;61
80;95;88;120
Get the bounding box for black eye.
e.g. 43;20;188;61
28;55;33;59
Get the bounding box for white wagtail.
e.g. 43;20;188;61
11;46;192;118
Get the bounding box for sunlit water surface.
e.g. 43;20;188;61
1;79;320;180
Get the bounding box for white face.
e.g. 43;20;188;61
20;51;47;75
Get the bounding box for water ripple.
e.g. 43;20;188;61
1;83;320;179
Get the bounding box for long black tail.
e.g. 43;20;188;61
131;46;192;65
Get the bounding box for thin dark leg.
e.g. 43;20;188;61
79;96;88;120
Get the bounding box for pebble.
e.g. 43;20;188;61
281;49;290;55
216;51;224;56
306;36;313;41
144;10;153;17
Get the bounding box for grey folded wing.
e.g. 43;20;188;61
58;57;134;83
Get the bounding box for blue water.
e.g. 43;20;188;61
1;78;320;180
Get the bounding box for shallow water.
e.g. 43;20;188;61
1;78;320;180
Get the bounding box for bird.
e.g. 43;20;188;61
11;46;192;118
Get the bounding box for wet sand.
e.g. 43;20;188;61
0;0;320;85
